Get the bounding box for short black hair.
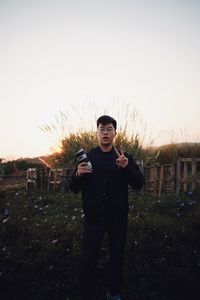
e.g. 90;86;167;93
97;115;117;130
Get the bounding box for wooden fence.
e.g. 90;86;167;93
26;167;72;191
25;157;200;195
144;163;174;196
144;157;200;196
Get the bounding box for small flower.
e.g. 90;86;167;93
72;216;76;220
2;218;9;223
22;217;27;221
51;239;59;244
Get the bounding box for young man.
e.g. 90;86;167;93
69;115;144;300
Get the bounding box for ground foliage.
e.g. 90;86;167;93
0;188;200;300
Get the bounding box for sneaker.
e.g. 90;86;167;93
106;292;123;300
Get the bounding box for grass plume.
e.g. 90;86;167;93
41;100;154;166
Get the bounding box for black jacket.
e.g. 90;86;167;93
69;146;144;224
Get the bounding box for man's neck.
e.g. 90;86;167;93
99;144;113;152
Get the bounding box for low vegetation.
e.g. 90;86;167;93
0;187;200;300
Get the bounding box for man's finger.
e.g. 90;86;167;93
78;166;93;175
114;147;121;157
79;162;89;167
120;147;124;156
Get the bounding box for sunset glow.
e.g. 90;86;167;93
1;0;200;159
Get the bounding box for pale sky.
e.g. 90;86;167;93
0;0;200;159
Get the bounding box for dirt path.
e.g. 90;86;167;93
0;176;26;191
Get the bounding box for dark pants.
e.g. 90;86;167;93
80;219;128;300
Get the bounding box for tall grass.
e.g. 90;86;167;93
41;99;200;167
148;142;200;164
41;100;154;167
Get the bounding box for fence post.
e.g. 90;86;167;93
158;165;164;197
183;160;188;192
26;168;37;190
153;165;158;196
192;157;197;191
176;157;181;195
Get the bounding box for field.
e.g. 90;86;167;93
1;185;200;300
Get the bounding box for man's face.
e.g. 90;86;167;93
97;123;116;146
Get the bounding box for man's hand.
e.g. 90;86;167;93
115;147;128;168
76;162;93;177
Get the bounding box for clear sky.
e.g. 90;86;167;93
0;0;200;159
